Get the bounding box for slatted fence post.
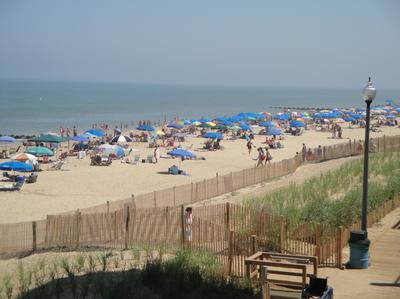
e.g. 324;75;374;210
251;235;257;255
228;230;234;276
225;202;230;232
154;191;157;208
106;201;110;214
260;266;270;299
75;209;81;249
124;204;130;250
181;205;186;249
315;224;322;265
337;227;343;269
32;221;37;252
173;186;176;206
279;216;286;253
216;173;219;195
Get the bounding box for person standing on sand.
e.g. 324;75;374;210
302;143;307;161
154;145;160;163
73;126;77;137
265;148;272;164
185;207;193;242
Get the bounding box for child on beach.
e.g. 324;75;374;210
246;140;254;154
256;147;266;166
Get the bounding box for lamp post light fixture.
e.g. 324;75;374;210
361;77;376;234
347;77;376;269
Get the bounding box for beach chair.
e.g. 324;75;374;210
133;155;140;164
147;155;154;163
0;176;25;191
48;160;64;171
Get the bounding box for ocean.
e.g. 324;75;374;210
0;79;399;135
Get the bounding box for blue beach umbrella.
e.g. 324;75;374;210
290;120;305;128
343;117;356;122
198;118;211;123
0;136;16;143
259;121;275;127
0;161;33;172
386;114;396;119
71;135;89;142
203;132;223;139
85;129;105;137
266;128;282;136
218;120;234;126
352;114;363;120
167;123;184;129
137;124;156;131
167;148;196;158
273;114;290;121
239;123;252;131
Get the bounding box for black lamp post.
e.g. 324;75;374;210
361;77;376;234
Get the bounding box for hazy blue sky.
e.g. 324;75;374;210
0;0;399;88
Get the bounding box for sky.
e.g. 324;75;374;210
0;0;399;88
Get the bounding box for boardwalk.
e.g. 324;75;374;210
320;208;400;299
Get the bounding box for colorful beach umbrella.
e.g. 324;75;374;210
156;130;166;136
99;144;125;158
239;123;252;131
25;146;54;157
0;161;33;172
11;153;38;162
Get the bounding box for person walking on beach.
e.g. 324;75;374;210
60;126;65;137
154;145;160;163
256;147;266;166
73;126;77;137
247;139;254;154
265;148;272;164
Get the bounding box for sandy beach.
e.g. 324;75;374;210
1;125;399;224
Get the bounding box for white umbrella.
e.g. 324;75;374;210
110;135;132;144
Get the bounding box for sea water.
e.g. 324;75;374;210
0;79;399;135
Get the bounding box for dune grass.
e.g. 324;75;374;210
0;250;257;299
244;150;400;229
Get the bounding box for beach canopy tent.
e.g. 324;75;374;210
25;146;54;157
30;134;67;143
137;125;155;131
98;144;125;158
259;121;275;127
290;120;305;128
109;135;132;144
0;136;16;143
0;161;33;172
167;123;184;129
11;153;38;162
85;129;105;137
71;135;89;142
167;148;196;159
203;132;223;140
266;128;283;136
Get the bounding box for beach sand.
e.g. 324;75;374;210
1;126;399;224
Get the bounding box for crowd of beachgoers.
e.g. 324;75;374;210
0;104;399;222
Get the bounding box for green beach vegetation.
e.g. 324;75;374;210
244;150;400;229
0;250;257;299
